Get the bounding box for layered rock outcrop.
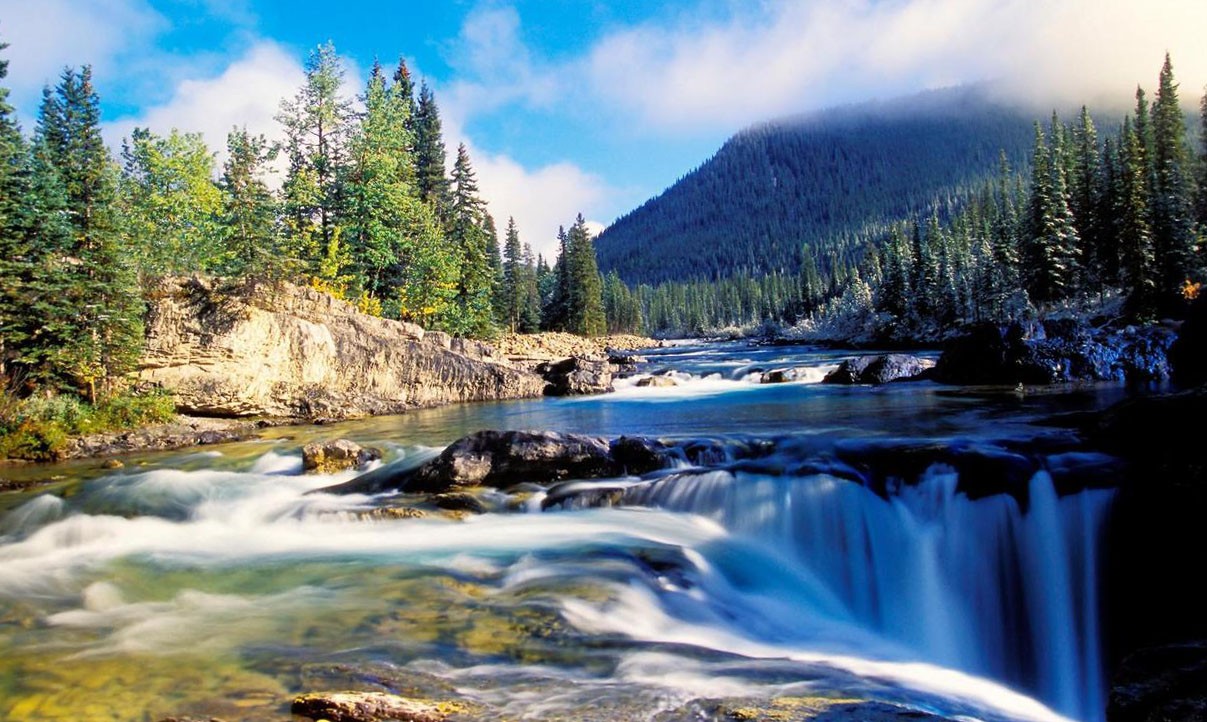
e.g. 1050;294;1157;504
138;277;547;419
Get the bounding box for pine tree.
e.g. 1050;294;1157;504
1150;53;1198;306
499;217;524;332
1069;107;1102;290
36;67;143;398
445;143;495;336
1024;120;1080;304
1197;87;1207;230
543;228;570;330
518;243;542;333
219;127;288;279
563;214;606;336
392;58;417;139
1118;116;1158;319
413;83;450;219
277;42;352;278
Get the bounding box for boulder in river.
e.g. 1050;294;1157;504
635;375;677;387
302;439;381;473
822;354;931;385
537;356;614;396
292;691;460;722
761;368;800;383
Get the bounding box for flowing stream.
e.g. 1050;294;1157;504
0;343;1132;722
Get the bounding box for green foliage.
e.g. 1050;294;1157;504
278;42;353;277
219;127;291;279
442;144;497;337
0;388;176;460
120;127;223;276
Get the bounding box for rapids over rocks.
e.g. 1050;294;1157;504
0;343;1143;722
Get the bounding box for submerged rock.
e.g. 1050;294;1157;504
292;691;461;722
823;354;931;385
1107;642;1207;722
302;439;381;473
537;356;614;396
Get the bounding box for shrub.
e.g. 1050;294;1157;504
0;388;177;460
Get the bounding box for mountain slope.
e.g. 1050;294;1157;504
596;86;1037;285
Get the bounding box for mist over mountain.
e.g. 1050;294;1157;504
595;86;1038;286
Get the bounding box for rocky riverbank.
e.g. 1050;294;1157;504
139;277;548;419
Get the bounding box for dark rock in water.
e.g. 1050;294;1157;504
761;368;800;383
320;430;636;495
1107;642;1207;722
430;492;487;514
607;351;646;365
635;375;677;387
934;321;1175;385
291;691;457;721
1170;295;1207;387
610;435;670;475
823;354;930;385
537;356;614;396
302;439;381;473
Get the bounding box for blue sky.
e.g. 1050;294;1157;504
1;0;1204;257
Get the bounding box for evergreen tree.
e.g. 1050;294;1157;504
1150;53;1198;305
413;83;450;219
543;228;570;330
392;58;417;138
445;143;495;336
36;67;142;398
518;243;542;333
1069;107;1102;289
1197;87;1207;230
1118;116;1158;318
219;127;288;279
1024;121;1080;304
277;42;352;277
120;127;223;276
563;214;606;336
499;217;524;332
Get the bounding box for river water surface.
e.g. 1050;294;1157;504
0;343;1132;722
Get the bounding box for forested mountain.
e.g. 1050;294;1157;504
595;86;1038;285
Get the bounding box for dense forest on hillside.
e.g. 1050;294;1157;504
595;87;1038;286
614;56;1207;339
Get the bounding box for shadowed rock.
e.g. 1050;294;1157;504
823;354;931;384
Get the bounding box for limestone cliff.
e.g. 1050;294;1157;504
138;277;547;418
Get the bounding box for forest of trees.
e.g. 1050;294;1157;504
0;39;611;402
595;86;1038;285
598;56;1207;338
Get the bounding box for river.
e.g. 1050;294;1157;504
0;342;1133;722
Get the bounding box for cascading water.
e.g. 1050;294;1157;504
0;343;1134;722
603;463;1114;722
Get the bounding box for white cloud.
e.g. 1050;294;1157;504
473;150;614;260
0;0;164;113
104;41;306;171
584;0;1207;132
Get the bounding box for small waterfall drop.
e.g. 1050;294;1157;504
621;465;1114;721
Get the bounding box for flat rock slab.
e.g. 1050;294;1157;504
292;691;458;722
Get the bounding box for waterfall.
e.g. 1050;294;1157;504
619;465;1114;722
